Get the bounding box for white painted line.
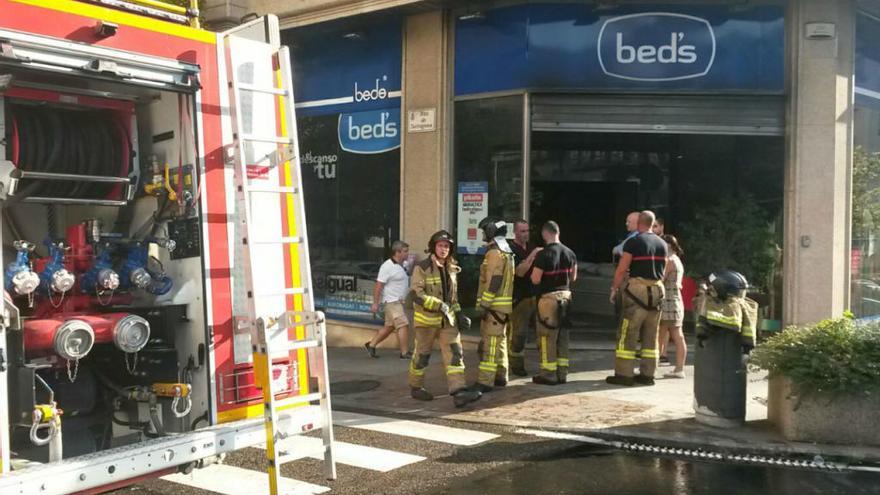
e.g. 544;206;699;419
272;436;426;472
162;463;329;495
334;411;499;446
514;428;619;447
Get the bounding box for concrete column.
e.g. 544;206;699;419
400;11;451;252
783;0;855;325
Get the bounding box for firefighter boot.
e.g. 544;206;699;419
532;375;558;386
509;355;528;377
452;387;482;408
605;375;635;387
411;388;434;401
473;383;494;394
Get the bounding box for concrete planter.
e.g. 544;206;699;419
768;375;880;446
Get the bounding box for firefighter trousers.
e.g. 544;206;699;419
536;290;572;382
508;297;534;374
615;278;664;378
478;313;509;386
408;325;467;394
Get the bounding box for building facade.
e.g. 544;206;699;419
204;0;880;342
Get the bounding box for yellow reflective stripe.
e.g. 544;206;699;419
707;311;741;327
409;363;425;375
558;358;570;367
451;303;461;312
422;296;442;310
414;312;442;325
541;336;548;367
541;362;558;371
482;291;496;303
618;319;630;351
488;336;497;363
616;350;637;360
641;349;658;358
479;363;498;372
424;276;442;282
447;365;465;374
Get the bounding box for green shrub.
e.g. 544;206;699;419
750;317;880;397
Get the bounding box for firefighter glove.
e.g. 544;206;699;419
457;314;472;332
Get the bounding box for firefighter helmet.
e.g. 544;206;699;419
428;230;455;256
478;217;507;242
708;270;749;300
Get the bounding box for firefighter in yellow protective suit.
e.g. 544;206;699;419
408;230;482;408
473;218;515;393
607;215;668;387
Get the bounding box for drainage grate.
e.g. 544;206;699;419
329;380;381;395
620;442;846;472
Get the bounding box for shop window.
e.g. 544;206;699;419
453;95;524;307
530;131;784;322
298;113;400;323
851;105;880;319
852;12;880;319
284;15;402;324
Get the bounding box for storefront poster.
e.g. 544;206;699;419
455;4;784;95
457;182;489;254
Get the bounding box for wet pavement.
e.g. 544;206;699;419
429;445;880;495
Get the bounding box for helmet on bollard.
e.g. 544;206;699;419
708;270;749;300
478;217;507;242
428;230;455;256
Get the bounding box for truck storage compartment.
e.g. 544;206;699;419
0;61;209;466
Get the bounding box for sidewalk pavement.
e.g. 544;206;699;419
326;343;880;464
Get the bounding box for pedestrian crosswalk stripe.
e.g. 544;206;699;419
334;411;499;446
273;436;426;472
162;463;329;495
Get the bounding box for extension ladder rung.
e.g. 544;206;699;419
246;185;299;194
278;443;331;463
241;133;294;145
283;338;320;352
253;287;308;298
251;236;303;246
272;392;324;410
238;83;288;96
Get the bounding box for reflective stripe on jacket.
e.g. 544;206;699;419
477;245;515;314
410;257;460;328
693;289;758;348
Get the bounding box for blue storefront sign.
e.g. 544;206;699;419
287;16;402;117
454;4;784;95
338;108;401;154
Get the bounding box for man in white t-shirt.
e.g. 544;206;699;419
365;240;412;359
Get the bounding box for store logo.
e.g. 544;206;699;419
315;274;357;294
598;13;715;81
354;75;391;102
302;151;338;180
338;108;401;154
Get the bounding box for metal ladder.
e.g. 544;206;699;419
222;34;336;494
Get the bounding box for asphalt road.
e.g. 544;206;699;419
113;411;879;495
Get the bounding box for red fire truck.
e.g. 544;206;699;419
0;1;335;493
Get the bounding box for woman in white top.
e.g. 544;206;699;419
366;240;412;359
659;234;687;378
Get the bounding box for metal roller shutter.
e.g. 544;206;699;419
531;94;785;136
